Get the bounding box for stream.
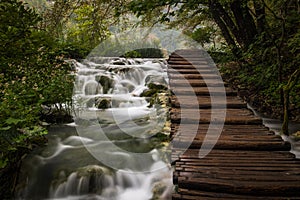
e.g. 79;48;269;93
16;57;172;200
249;105;300;158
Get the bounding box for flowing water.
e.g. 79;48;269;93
16;57;172;200
248;105;300;157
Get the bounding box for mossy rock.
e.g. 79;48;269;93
152;132;170;142
95;98;111;109
140;83;168;98
95;75;113;94
140;89;158;97
151;182;167;200
145;75;167;88
148;83;168;91
77;165;112;177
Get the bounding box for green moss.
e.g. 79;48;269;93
148;83;168;91
140;89;158;97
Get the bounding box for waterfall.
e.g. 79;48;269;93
16;57;172;200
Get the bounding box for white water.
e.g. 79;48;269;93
16;57;172;200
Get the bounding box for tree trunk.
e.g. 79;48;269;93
281;69;300;135
230;0;258;48
254;0;266;34
208;0;239;56
282;89;289;135
209;0;244;47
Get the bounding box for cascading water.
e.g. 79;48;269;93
16;57;172;200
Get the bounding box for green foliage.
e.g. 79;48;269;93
26;0;128;50
0;0;74;178
124;50;142;58
65;2;111;48
89;29;163;57
124;48;164;58
190;26;215;45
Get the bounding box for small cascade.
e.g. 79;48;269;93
48;162;172;200
16;57;172;200
49;165;114;198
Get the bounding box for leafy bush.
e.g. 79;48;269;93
0;1;76;197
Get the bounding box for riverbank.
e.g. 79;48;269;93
219;61;300;125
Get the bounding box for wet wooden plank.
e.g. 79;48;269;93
168;64;210;69
168;69;218;74
170;108;262;125
169;79;228;87
173;140;291;151
178;177;300;196
171;86;237;96
170;95;246;108
168;73;221;80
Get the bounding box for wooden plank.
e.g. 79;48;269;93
168;68;218;74
168;60;209;65
178;177;300;196
171;86;237;96
171;108;262;124
178;171;300;181
173;140;291;151
170;95;246;108
168;64;210;69
168;73;220;80
171;124;276;137
169;79;228;87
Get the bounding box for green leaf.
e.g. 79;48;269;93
0;126;11;131
0;158;8;169
5;118;25;125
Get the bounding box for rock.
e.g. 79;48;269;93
51;165;113;197
151;182;167;200
140;83;168;98
145;75;168;88
95;98;111;109
148;83;168;91
95;75;114;94
140;89;158;97
78;165;113;194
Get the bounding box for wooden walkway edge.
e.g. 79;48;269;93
168;49;300;199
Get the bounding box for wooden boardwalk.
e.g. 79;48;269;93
168;49;300;199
